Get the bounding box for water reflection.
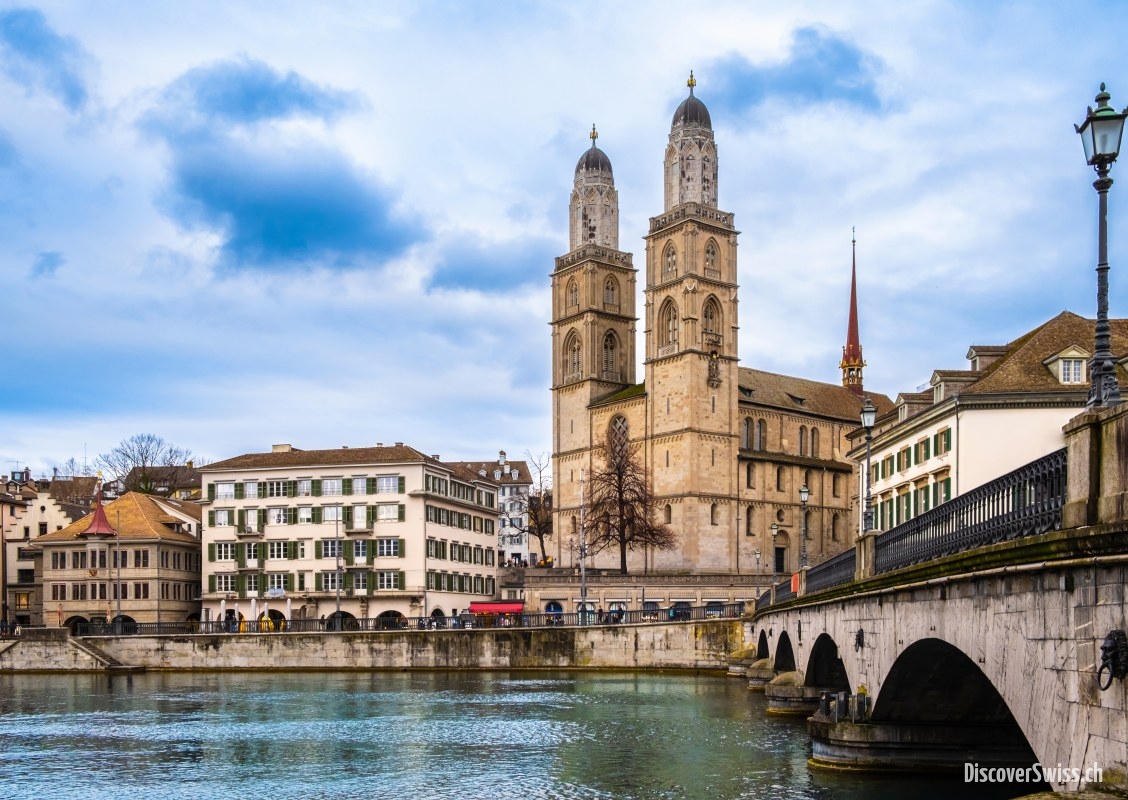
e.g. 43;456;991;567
0;672;1027;800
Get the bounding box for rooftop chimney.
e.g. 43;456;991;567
272;444;292;453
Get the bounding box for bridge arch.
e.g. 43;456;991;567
756;629;769;660
804;633;850;692
774;631;796;672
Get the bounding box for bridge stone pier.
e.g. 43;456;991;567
746;405;1128;792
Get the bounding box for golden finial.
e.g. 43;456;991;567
590;124;598;145
687;70;696;92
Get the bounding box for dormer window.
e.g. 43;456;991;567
1043;347;1090;386
1059;358;1086;384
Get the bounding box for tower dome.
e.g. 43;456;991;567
671;70;712;130
576;125;613;176
569;125;619;251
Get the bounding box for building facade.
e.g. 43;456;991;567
547;77;891;611
449;451;534;567
199;443;500;627
850;311;1128;534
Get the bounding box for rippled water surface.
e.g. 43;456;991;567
0;672;1027;800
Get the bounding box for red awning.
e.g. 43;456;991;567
468;602;524;614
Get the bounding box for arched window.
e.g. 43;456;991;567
746;463;754;488
564;332;582;380
660;300;679;350
602;332;617;376
756;419;766;451
570;516;577;537
663;245;678;279
710;503;718;525
704;240;718;271
832;473;840;498
702;297;720;336
741;418;751;449
799;426;808;456
567;280;579;307
810;427;820;457
831;513;840;541
664;504;672;524
776;466;785;492
609;415;630;459
745;505;753;533
604;276;618;307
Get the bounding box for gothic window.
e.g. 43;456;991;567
832;473;840;498
746;463;754;488
756;419;767;451
702;298;720;336
799;426;808;456
602;332;617;376
567;280;579;308
741;418;751;449
776;466;785;493
659;300;679;350
704;240;717;271
609;415;630;459
604;277;618;307
710;503;718;525
564;332;582;380
663;245;677;280
664;505;672;524
831;513;840;541
811;428;820;458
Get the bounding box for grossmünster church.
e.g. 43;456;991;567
549;75;892;590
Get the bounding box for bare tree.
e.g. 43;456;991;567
586;429;675;574
96;434;193;494
497;452;554;564
56;457;94;478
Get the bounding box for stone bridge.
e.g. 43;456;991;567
742;404;1128;793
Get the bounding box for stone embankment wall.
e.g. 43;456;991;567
0;620;746;672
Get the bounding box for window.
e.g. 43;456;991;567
1060;358;1085;384
567;279;579;307
353;572;368;592
244;482;258;498
322;539;342;558
377;571;400;590
609;415;630;459
298;507;312;524
376;504;401;522
267;480;288;498
604;277;618;306
213;509;231;526
323;505;342;523
704;240;717;271
746;463;754;489
322;571;342;591
352;477;367;496
353;540;368;560
799;426;807;456
602;332;617;375
268;507;289;525
755;419;766;451
702;299;718;335
133;582;150;599
710;504;718;525
810;428;819;457
215;542;235;561
216;574;236;593
664;504;672;524
776;466;785;492
133;549;149;568
297;479;312;496
376;476;399;494
742;418;751;449
51;584;66;601
51;552;66;569
934;428;953;455
663;245;677;279
267;541;289;560
322;478;343;496
660;301;679;350
377;538;400;557
216;482;235;500
565;333;582;378
17;569;34;584
267;573;287;590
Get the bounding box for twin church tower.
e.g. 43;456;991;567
549;75;868;578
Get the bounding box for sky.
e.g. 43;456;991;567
3;1;1128;479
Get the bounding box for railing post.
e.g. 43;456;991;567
1063;410;1103;528
797;566;809;597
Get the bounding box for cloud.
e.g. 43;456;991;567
141;57;422;270
0;7;90;112
708;25;884;117
30;250;63;278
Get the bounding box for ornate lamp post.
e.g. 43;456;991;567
860;397;877;531
753;548;761;598
798;484;810;568
1076;83;1128;409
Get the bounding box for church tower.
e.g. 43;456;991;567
643;73;741;571
840;230;866;396
551;127;638;502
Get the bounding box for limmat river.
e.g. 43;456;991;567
0;671;1032;800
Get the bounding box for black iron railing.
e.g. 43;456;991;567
805;548;857;593
72;602;745;637
874;448;1067;574
773;578;795;603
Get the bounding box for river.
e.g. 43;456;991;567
0;671;1032;799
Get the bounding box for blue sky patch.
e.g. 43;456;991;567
709;26;884;116
30;250;63;278
428;234;557;292
0;8;89;112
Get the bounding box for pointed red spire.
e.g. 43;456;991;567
82;481;117;537
840;229;866;396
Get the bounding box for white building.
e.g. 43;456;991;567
199;443;500;628
851;311;1128;533
448;451;534;566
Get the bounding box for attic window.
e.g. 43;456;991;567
1058;358;1086;385
739;387;753;398
786;393;806;406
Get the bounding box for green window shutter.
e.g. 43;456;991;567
315;540;323;559
366;506;375;526
343;478;353;496
257;579;265;598
398;538;406;558
398;476;405;494
208;574;216;593
312;480;322;497
235;483;245;500
258;509;267;530
287;480;296;498
397;570;405;590
315;572;323;592
367;572;375;596
237;510;246;530
944;477;952;502
312;507;323;524
208;511;215;527
366;546;374;566
287;508;296;525
343;572;353;591
344;540;354;566
924;438;931;459
208;543;216;561
235;543;246;568
236;574;246;598
288;541;297;560
945;429;952;450
256;483;265;499
207;483;215;501
285;573;294;591
398;504;405;522
367;478;377;494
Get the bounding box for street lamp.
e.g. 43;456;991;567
753;548;761;598
798;484;810;568
860;397;876;532
1076;83;1128;409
